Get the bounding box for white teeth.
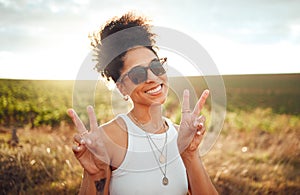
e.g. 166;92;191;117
146;85;162;94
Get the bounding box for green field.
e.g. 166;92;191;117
0;74;299;194
187;73;300;114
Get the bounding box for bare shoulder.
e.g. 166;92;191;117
100;116;128;148
100;116;128;169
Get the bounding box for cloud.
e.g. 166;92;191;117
153;0;300;44
196;0;300;43
0;0;299;79
1;0;299;52
0;0;89;51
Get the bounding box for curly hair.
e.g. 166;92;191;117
90;12;158;83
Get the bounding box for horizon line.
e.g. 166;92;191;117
1;72;299;81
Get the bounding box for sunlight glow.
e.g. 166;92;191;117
1;4;299;80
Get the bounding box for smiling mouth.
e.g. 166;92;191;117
145;84;163;94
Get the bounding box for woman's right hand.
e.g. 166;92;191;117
68;106;110;177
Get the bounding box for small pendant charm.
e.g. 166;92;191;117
159;155;166;164
162;176;169;185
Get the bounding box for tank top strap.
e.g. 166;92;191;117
117;113;177;138
117;113;148;136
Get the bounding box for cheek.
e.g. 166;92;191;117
124;83;139;97
161;75;168;86
120;77;136;95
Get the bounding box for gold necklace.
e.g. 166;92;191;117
129;113;169;185
129;113;167;162
146;131;168;185
148;131;167;164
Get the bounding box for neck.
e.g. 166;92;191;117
130;104;165;133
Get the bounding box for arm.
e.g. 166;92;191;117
178;89;218;195
79;168;111;195
181;149;218;195
176;125;218;195
68;106;112;195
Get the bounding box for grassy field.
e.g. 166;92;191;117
187;74;300;115
208;108;299;194
0;74;299;194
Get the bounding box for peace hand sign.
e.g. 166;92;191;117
68;106;110;176
178;89;210;155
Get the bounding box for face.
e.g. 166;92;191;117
117;47;168;106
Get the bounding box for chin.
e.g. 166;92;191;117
152;99;166;106
151;94;168;106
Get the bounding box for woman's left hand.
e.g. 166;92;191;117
177;89;210;157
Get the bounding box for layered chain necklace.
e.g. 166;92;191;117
129;113;169;186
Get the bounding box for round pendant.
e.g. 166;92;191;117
159;155;166;164
162;176;169;185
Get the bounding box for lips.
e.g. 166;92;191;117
145;84;162;94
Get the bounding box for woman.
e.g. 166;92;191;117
68;12;218;195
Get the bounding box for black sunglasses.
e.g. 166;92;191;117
119;57;167;85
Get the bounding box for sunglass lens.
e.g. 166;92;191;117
150;60;166;76
127;59;166;85
128;67;147;84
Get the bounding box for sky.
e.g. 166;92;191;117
0;0;300;80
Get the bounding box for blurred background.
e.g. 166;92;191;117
0;0;299;194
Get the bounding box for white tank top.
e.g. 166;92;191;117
110;114;188;195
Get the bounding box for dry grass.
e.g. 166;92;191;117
203;109;300;194
0;124;82;194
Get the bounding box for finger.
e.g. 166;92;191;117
67;108;87;134
74;134;85;144
193;89;209;116
72;145;83;153
196;127;206;136
195;122;203;130
72;143;87;153
87;105;98;132
198;115;206;124
193;115;206;128
181;89;191;113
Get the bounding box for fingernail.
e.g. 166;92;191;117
199;122;204;127
67;109;73;117
80;139;85;144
